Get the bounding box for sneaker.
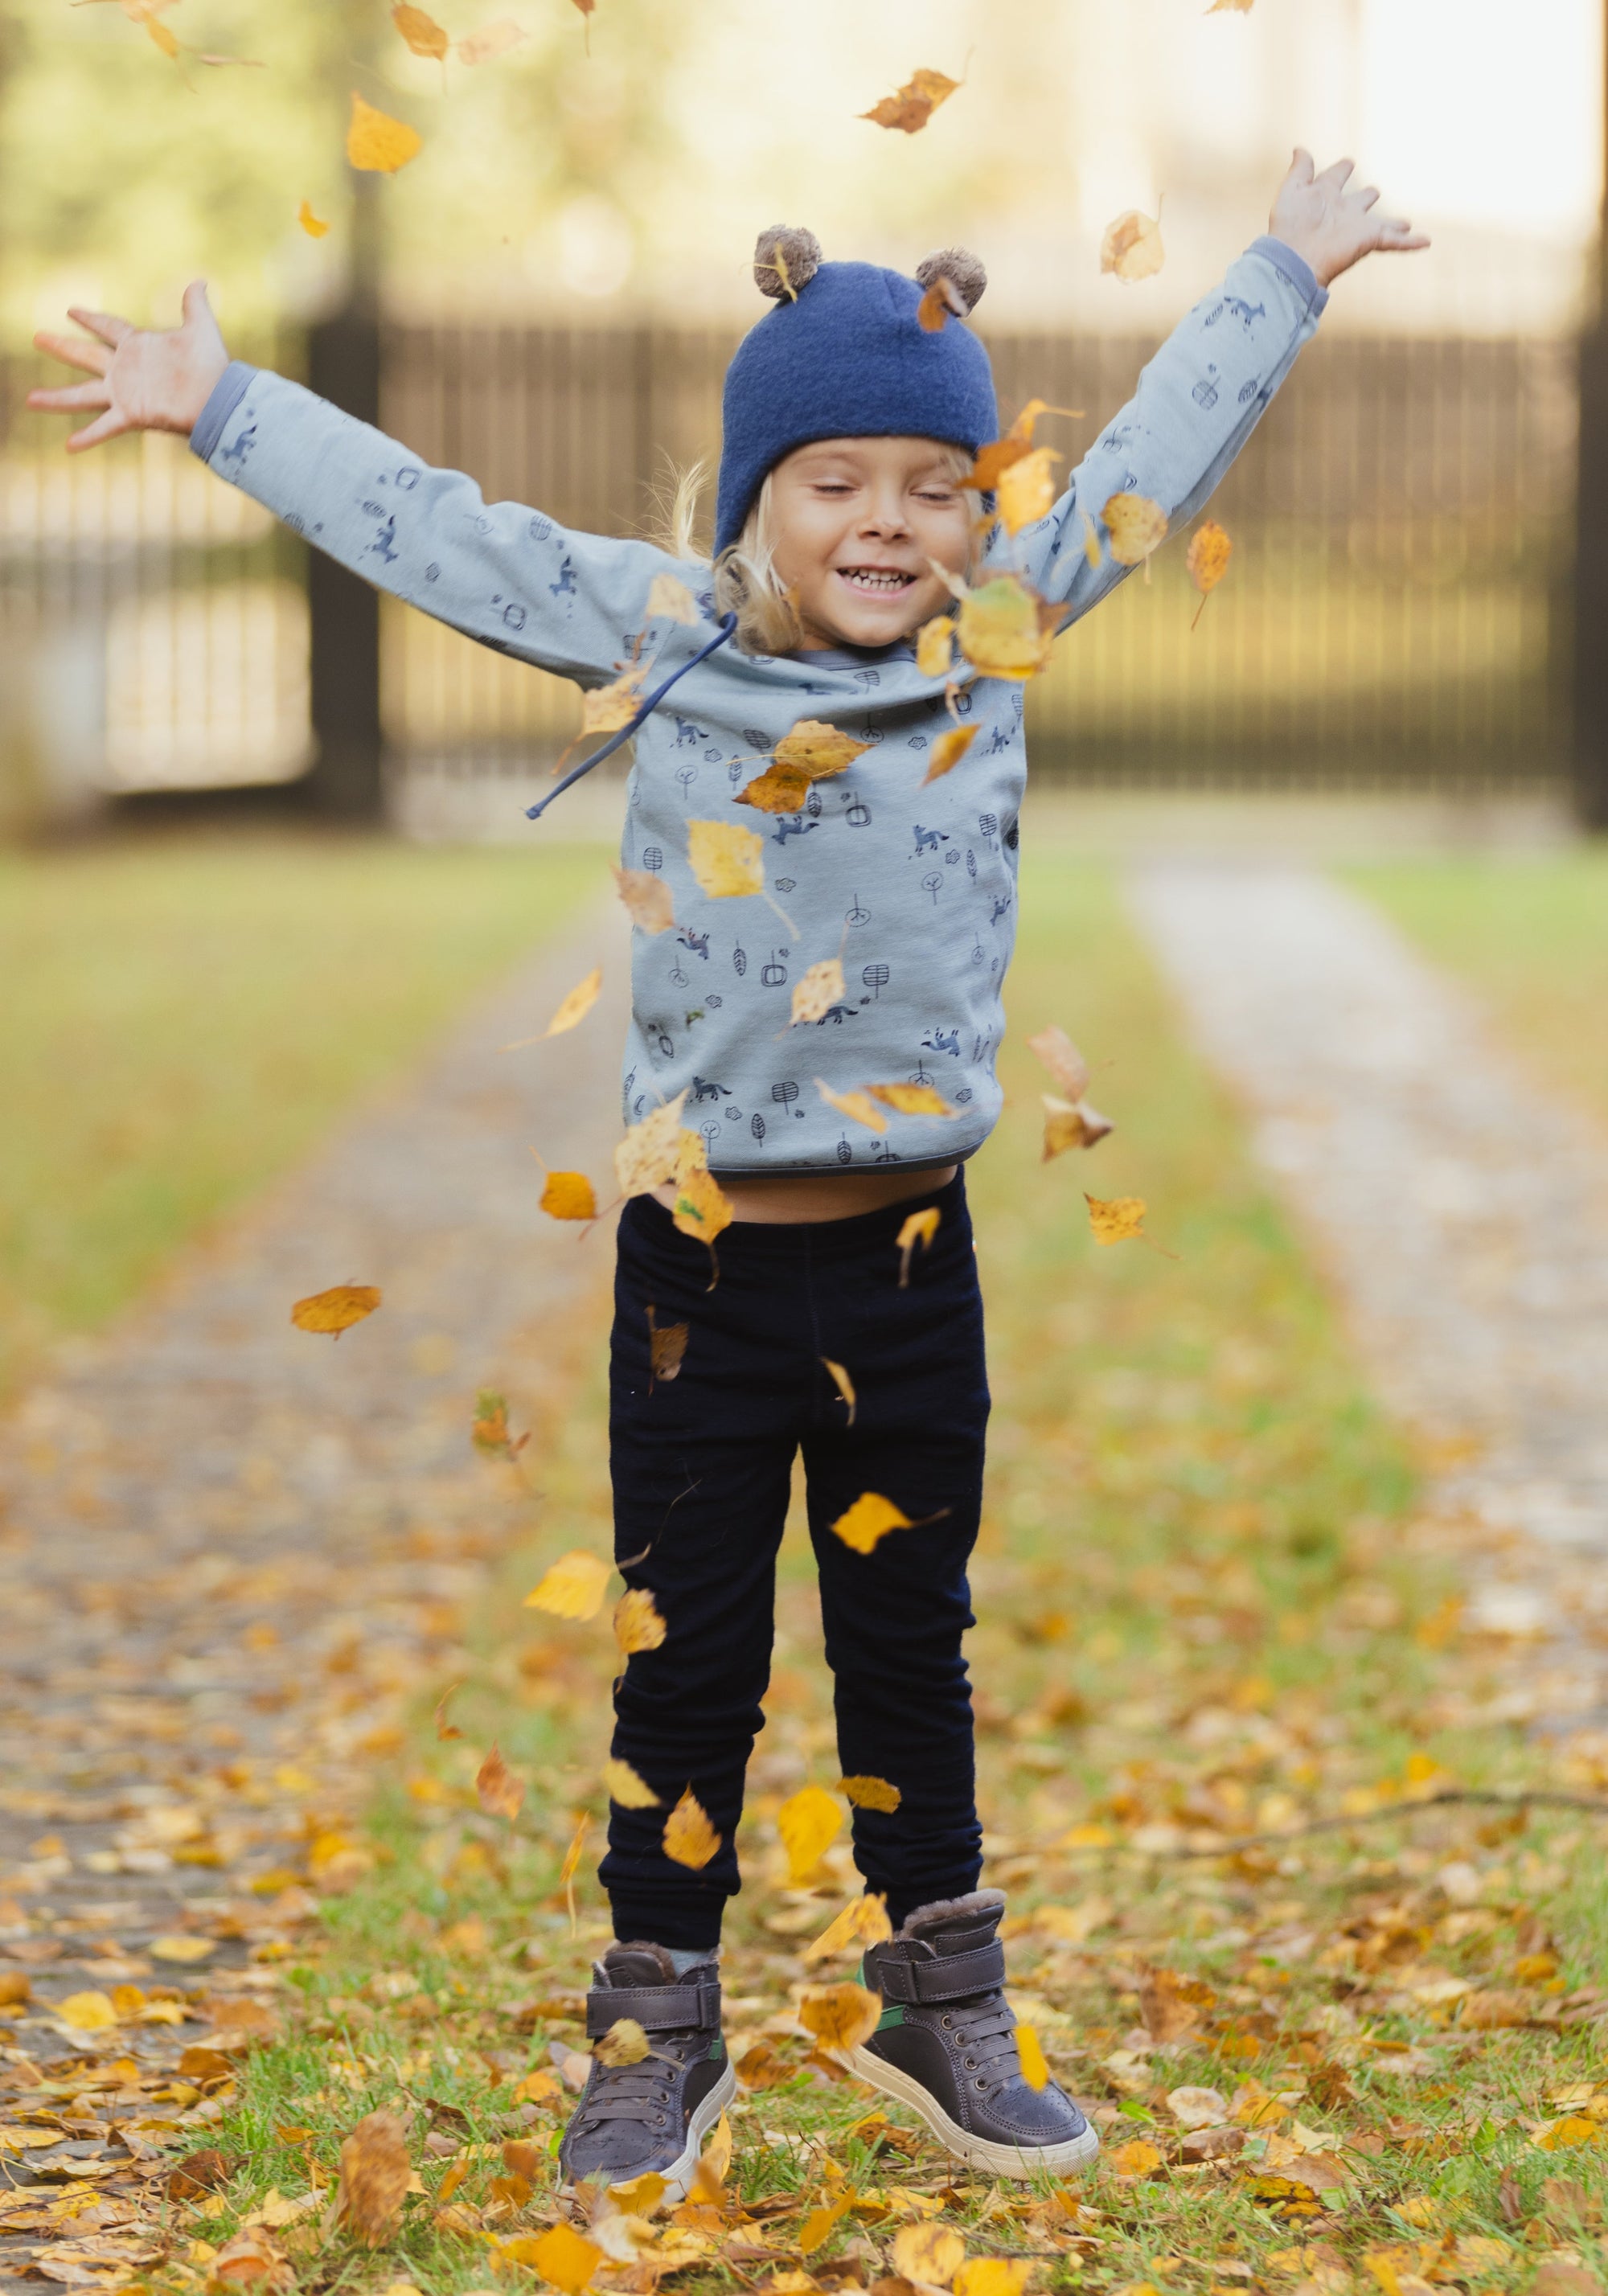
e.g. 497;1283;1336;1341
557;1943;735;2198
855;1891;1099;2177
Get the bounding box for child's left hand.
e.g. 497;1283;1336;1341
1270;150;1429;287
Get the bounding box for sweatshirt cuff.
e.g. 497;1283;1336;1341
189;360;258;463
1248;235;1329;318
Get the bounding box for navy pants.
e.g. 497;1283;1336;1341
598;1170;988;1949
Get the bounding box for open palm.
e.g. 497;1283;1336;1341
27;280;229;452
1270;150;1429;288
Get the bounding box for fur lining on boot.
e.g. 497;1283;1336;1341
896;1888;1006;1939
605;1941;681;1978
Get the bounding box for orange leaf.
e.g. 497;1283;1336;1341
862;65;961;133
346;92;422;174
838;1774;900;1812
922;724;979;784
290;1283;380;1337
1187;519;1233;627
476;1744;524;1821
392;2;449;59
798;1982;880;2052
297;200;330;238
539;1170;597;1222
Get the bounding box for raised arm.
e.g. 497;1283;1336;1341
1009;153;1427;618
28;282;696;689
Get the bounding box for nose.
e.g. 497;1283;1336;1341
858;485;911;539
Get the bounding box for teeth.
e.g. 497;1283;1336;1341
840;569;913;592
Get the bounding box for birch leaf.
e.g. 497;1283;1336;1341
580;671;646;737
867;1081;958;1117
291;1283;380;1337
1187;519;1234;627
457;16;527;62
613;1588;667;1655
602;1757;661;1809
1085;1192;1148;1244
392;2;449;59
917;277;966;333
956;573;1055;679
1102;493;1168;567
1015;2023;1051;2089
543;966;602;1036
735;762;813;814
893;2226;966;2286
297;201;330;238
803;1892;894;1962
524;1550;611;1620
613;866;675;935
671;1165;733;1246
687;819;765;899
1101;208;1166;284
347;93;422;174
923;724;978;784
1026;1023;1089;1101
831;1492;914;1556
646;572;699;625
995;446;1061;536
798;1982;880;2051
646;1306;689;1384
593;2017;650;2067
863;67;961;133
839;1773;901;1812
526;2225;602;2296
778;1784;843;1883
1042;1096;1114;1158
815;1077;887;1134
820;1356;856;1424
539;1169;597;1221
896;1205;939;1286
791;958;845;1027
662;1788;720;1870
336;2112;411;2245
916;617;954;678
615;1093;691;1195
476;1745;524;1820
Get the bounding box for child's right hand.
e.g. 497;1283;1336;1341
27;280;229;453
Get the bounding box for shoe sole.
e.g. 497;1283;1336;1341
849;2046;1101;2179
560;2060;737;2205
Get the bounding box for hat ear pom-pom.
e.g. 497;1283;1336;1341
754;226;822;301
915;247;987;315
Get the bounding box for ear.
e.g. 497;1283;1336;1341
754;226;822;301
915;247;987;315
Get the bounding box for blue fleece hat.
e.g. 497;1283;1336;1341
714;228;999;557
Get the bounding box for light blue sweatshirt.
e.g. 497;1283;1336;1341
192;239;1326;1175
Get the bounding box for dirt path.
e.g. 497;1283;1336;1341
0;902;627;2272
1129;860;1608;1734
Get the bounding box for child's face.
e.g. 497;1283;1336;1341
766;437;970;652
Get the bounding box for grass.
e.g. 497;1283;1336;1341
1349;850;1608;1130
0;830;604;1399
163;846;1608;2296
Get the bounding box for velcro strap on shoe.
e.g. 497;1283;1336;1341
874;1940;1005;2004
585;1982;716;2037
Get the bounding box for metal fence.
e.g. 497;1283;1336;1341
0;320;1578;818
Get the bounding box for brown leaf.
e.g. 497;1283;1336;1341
862;66;961;133
336;2110;412;2245
166;2149;243;2200
1026;1023;1090;1101
734;761;814;814
205;2231;293;2293
1042;1095;1114;1158
1530;2270;1602;2296
476;1745;525;1821
613;866;675;935
922;724;979;784
593;2016;650;2067
646;1304;689;1387
0;1970;31;2007
1463;1989;1536;2030
290;1283;380;1338
1139;1965;1215;2043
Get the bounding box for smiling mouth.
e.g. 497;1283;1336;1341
835;567;917;595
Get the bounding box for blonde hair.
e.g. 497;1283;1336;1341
650;444;975;656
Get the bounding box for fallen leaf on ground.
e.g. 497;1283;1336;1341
1462;1989;1535;2031
996;446;1062;535
205;2230;293;2292
831;1492;915;1556
524;1550;612;1620
804;1892;894;1962
820;1356;856;1423
150;1935;216;1962
839;1774;900;1812
954;2267;1030;2296
862;66;961;132
923;724;979;783
336;2111;411;2245
538;1169;597;1221
615;1093;691;1195
297;201;329;238
1141;1966;1216;2041
1015;2023;1051;2089
614;1588;667;1655
1101;208;1165;283
867;1082;958;1117
893;2224;965;2284
792;959;846;1027
799;2197;855;2254
290;1283;380;1337
347;92;421;173
1042;1095;1114;1157
779;1785;843;1881
593;2018;650;2067
816;1077;888;1134
392;2;448;58
456;15;527;61
526;2224;604;2294
663;1789;720;1869
1106;2136;1164;2176
55;1991;117;2032
613;867;675;934
1102;493;1169;567
603;1758;661;1808
896;1205;940;1286
1086;1193;1148;1244
688;819;765;899
477;1745;524;1820
799;1982;880;2052
1187;519;1233;626
916;617;954;678
1167;2085;1230;2129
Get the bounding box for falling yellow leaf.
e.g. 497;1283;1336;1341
615;1093;691;1196
145;14;178;56
558;1812;590;1888
1102;493;1168;567
290;1283;380;1337
791;958;845;1027
646;1306;689;1385
778;1784;843;1883
476;1744;524;1821
1015;2023;1051;2089
1187;519;1233;628
799;1982;880;2052
1085;1193;1148;1244
923;724;979;784
526;2223;604;2295
839;1774;901;1812
347;92;422;174
866;1081;958;1117
613;1587;667;1655
820;1357;856;1425
893;2224;966;2284
392;2;449;58
1042;1095;1114;1158
1101;208;1166;284
672;1164;733;1248
916;617;954;678
646;572;699;624
996;446;1062;536
593;2017;650;2067
55;1991;119;2032
955;572;1056;679
613;866;675;935
735;761;813;814
687;819;764;899
456;14;527;61
831;1492;914;1556
297;200;330;238
1026;1022;1089;1101
523;1550;612;1620
579;670;646;739
954;2266;1032;2296
863;65;962;133
539;1169;597;1221
774;719;871;777
544;966;602;1036
336;2110;412;2245
602;1757;661;1809
433;1683;464;1739
1207;0;1254;12
803;1892;894;1962
896;1204;940;1287
662;1787;720;1870
816;1077;888;1135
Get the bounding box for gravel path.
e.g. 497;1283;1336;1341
1129;862;1608;1732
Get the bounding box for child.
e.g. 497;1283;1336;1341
32;150;1424;2193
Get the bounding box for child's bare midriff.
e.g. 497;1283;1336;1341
652;1162;957;1223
